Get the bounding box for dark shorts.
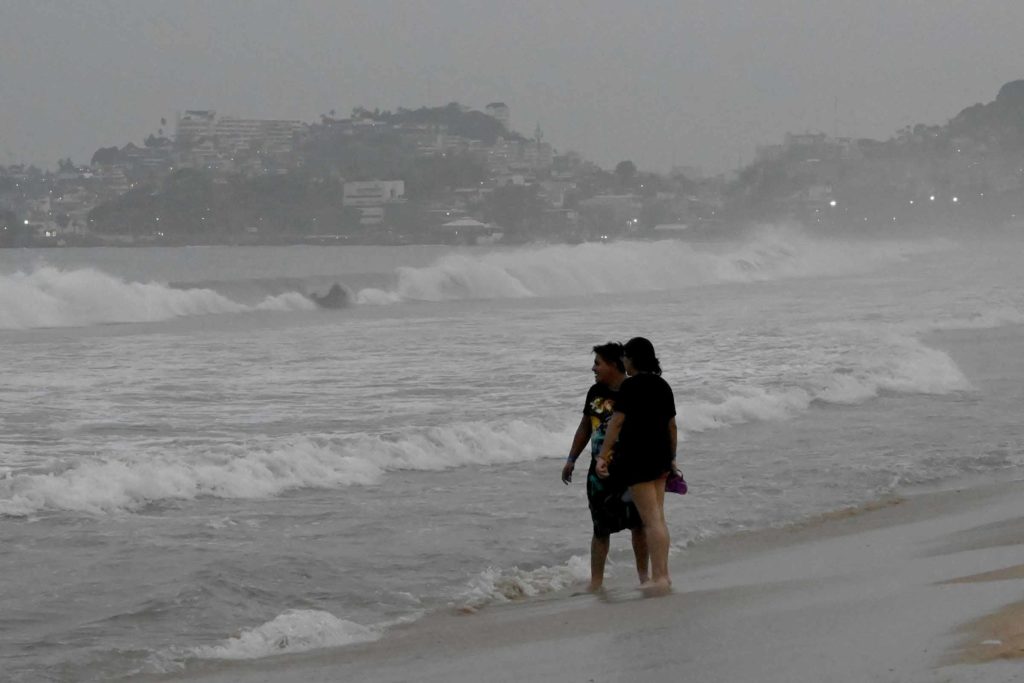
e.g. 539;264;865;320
585;459;642;537
610;449;673;488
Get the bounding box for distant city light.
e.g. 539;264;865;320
929;195;936;201
23;219;29;225
909;200;914;204
952;197;959;203
829;200;837;207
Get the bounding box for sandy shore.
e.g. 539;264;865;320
149;479;1024;683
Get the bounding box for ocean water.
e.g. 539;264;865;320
2;225;1023;681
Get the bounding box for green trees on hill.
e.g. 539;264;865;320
344;102;521;145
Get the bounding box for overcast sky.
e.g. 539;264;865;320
3;1;1024;174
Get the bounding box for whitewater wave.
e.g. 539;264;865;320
682;332;971;432
0;420;567;516
355;225;952;304
0;266;315;330
455;555;591;610
0;229;956;324
188;610;379;660
0;328;971;517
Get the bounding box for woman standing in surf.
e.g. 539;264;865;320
596;336;677;595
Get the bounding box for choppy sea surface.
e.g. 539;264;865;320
2;225;1023;681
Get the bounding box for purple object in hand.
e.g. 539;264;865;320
665;470;688;495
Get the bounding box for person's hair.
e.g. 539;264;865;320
623;337;662;375
592;342;625;372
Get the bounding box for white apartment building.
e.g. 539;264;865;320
342;180;405;207
176;111;305;160
215;117;305;158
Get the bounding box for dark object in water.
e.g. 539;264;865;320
309;283;349;309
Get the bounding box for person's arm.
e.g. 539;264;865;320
561;414;592;484
668;416;678;471
595;412;624;478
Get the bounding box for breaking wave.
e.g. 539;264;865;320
0;266;314;330
0;420;565;516
0;228;956;325
355;226;953;304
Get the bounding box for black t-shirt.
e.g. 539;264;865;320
614;373;676;461
582;383;618;459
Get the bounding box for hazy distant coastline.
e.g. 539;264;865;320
4;81;1024;248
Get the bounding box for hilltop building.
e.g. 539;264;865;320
485;102;510;131
174;110;306;172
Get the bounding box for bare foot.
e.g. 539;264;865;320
637;574;650;585
639;578;672;597
586;582;604;593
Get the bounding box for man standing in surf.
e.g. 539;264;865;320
561;342;648;592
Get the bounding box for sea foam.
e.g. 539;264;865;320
0;420;567;516
456;555;591;610
0;266;314;330
188;610;379;660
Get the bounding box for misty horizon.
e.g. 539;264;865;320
4;1;1024;173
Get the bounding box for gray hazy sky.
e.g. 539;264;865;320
3;1;1024;173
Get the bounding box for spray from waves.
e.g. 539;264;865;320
0;419;568;516
355;225;953;304
0;266;315;330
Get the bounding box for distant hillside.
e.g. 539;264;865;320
726;79;1024;226
945;79;1024;150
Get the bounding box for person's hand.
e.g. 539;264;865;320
596;457;610;479
561;460;575;485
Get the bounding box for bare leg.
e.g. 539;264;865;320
630;527;649;583
630;476;671;595
589;535;610;592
